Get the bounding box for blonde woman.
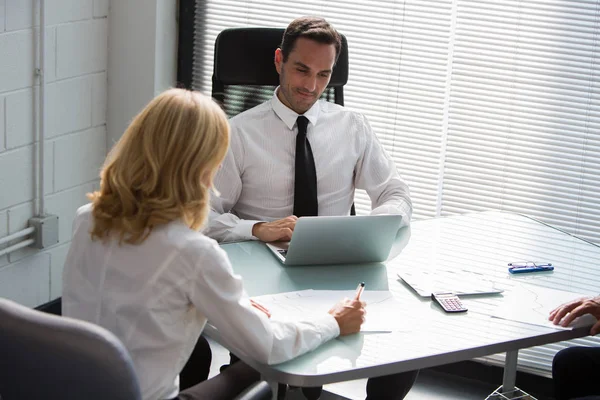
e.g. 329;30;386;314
62;88;366;400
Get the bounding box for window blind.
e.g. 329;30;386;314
192;0;600;378
442;0;600;243
192;0;452;219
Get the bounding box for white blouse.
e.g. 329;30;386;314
62;204;339;400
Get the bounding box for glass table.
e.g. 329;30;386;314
205;211;599;399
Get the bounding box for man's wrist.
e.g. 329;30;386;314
233;220;264;240
252;222;265;238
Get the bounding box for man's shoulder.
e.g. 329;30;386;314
229;101;272;127
318;101;366;123
319;100;362;116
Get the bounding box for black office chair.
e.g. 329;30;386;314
211;27;348;117
0;298;271;400
0;297;142;400
211;27;354;217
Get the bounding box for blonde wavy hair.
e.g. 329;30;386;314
88;88;230;244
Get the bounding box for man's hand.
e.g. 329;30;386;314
549;295;600;335
328;298;366;336
252;216;298;242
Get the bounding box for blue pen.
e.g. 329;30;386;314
508;262;554;274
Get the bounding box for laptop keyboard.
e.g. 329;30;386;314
277;249;288;256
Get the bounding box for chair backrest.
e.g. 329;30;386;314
212;27;349;117
0;298;142;400
212;27;356;216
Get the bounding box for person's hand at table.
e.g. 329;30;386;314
252;216;298;242
549;295;600;335
328;298;367;336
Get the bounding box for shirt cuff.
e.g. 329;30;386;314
371;203;412;227
317;314;341;341
232;220;264;240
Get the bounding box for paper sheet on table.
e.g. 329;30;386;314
252;290;413;333
492;283;597;330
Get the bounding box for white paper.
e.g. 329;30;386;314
492;283;596;330
252;290;413;333
397;269;504;297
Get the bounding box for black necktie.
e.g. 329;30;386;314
293;116;318;217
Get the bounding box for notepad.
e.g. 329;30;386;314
397;269;504;297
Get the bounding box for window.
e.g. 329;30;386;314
182;0;600;377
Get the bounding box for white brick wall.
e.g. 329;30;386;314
93;0;108;18
0;95;5;152
0;0;108;307
0;30;35;92
57;19;107;79
0;211;8;267
0;253;51;308
47;76;93;138
0;1;5;33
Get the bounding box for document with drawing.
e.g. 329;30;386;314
251;290;416;333
492;283;597;330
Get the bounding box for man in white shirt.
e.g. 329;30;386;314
206;16;412;244
207;16;417;400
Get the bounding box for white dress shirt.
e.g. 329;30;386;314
62;204;339;400
205;89;412;243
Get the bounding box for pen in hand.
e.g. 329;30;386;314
355;282;365;300
330;282;367;335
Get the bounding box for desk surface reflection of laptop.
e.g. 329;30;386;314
266;215;402;266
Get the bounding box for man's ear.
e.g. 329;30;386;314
274;48;283;74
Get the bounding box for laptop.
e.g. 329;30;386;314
265;215;403;266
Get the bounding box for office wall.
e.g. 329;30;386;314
0;0;177;309
0;0;109;307
106;0;177;147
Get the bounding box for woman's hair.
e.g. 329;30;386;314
88;88;230;244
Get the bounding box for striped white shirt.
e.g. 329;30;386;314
205;89;412;243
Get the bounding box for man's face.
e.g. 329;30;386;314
274;37;336;114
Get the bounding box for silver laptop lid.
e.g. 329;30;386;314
271;215;402;266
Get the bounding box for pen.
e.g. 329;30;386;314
355;282;365;300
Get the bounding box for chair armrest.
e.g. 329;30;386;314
234;380;273;400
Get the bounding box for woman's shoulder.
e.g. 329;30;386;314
71;203;94;233
163;224;234;277
164;222;223;260
75;203;93;219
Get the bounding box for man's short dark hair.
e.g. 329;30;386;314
280;16;342;63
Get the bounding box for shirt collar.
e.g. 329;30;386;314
271;87;321;130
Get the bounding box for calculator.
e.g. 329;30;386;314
431;292;468;313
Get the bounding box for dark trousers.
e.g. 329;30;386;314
366;369;419;400
553;346;600;400
226;353;419;400
171;335;260;400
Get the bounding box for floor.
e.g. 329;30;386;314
206;337;501;400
